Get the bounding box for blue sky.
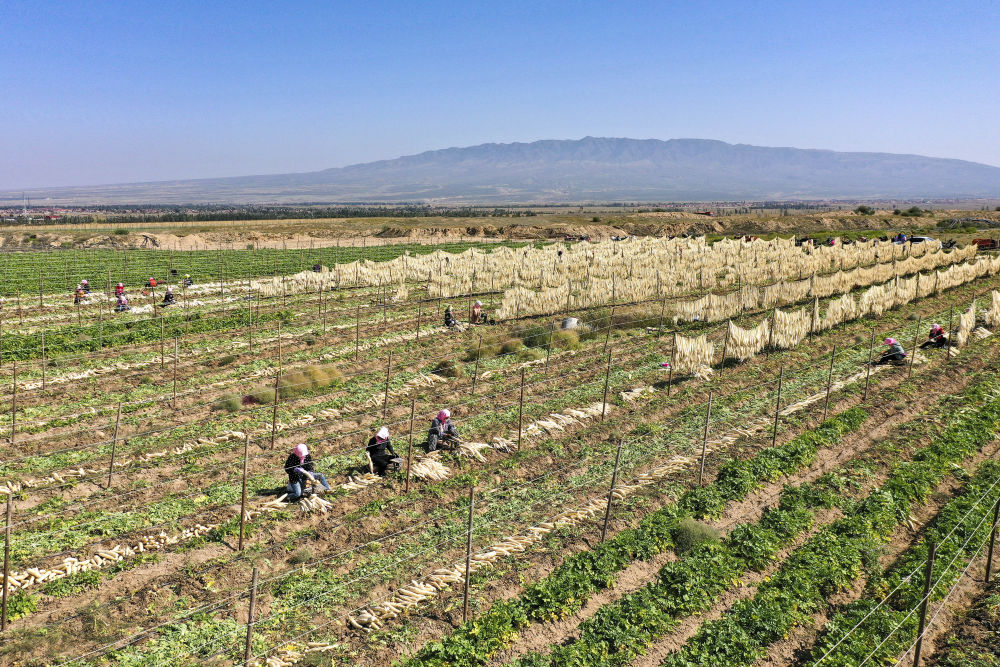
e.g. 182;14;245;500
2;0;998;188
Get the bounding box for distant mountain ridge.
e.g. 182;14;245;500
5;137;1000;205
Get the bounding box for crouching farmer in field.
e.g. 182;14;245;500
284;443;331;500
427;409;459;452
366;426;401;476
470;300;490;325
876;337;907;365
919;323;950;349
444;305;458;328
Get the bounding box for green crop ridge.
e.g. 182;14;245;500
400;407;868;666
804;469;1000;665
652;380;1000;666
0;307;289;362
502;376;1000;666
0;241;535;297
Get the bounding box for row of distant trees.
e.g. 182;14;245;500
11;205;539;225
854;204;932;217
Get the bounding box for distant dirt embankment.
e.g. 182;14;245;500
0;210;996;250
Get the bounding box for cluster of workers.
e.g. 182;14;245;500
278;314;966;503
876;321;954;364
444;300;493;328
282;409;459;499
73;275;194;312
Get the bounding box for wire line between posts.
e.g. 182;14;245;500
1;305;904;539
816;472;1000;666
41;314;936;667
15;280;992;660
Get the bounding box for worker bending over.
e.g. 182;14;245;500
919;323;950;349
366;426;401;476
284;443;331;500
876;337;907;364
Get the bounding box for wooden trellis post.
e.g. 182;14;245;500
986;496;1000;583
697;392;713;486
601;349;613;421
667;332;676;396
771;366;784;447
270;373;280;449
382;350;393;419
471;335;482;395
238;434;251;551
40;330;46;390
462;486;475;623
601;438;626;543
106;401;123;488
544;323;554;375
517;368;526;451
355;305;361;361
173;338;179;408
822;345;837;422
719;321;731;372
247;295;253;354
603;304;615;354
909;316;921;379
911;541;936;667
276;321;282;376
946;306;955;363
862;330;876;401
243;567;259;664
1;496;11;631
405;399;415;493
766;308;776;358
8;362;16;450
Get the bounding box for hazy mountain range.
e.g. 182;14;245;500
5;137;1000;206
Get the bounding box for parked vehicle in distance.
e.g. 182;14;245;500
909;236;941;248
972;238;999;250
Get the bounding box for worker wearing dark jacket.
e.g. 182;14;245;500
919;323;950;349
366;427;399;476
284;444;331;500
427;409;459;452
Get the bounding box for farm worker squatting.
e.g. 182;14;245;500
876;338;906;365
444;305;458;328
427;409;459;452
919;323;951;349
284;443;331;500
366;426;402;476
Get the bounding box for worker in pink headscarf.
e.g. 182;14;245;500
366;426;402;476
877;338;907;365
283;443;331;501
919;323;950;349
427;408;459;452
